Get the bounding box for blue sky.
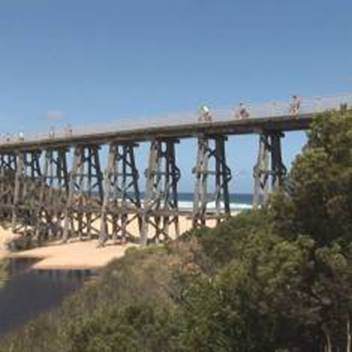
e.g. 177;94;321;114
0;0;351;192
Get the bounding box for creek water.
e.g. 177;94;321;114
0;258;93;336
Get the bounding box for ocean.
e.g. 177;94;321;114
172;192;252;211
96;192;253;211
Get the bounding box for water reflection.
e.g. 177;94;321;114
0;258;93;336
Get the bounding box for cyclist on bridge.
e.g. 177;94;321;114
289;95;301;117
199;105;212;122
235;103;250;119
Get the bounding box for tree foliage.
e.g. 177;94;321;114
271;110;352;247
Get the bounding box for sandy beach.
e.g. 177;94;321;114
0;214;220;270
9;240;137;270
0;226;17;261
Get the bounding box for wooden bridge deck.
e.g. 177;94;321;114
0;114;312;152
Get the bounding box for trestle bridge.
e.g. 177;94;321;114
0;94;350;245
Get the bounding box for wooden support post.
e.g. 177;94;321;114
34;148;69;242
192;135;231;228
11;150;42;236
253;134;270;207
271;133;286;191
253;131;286;208
193;136;209;227
99;142;141;245
63;145;103;242
141;139;180;245
0;153;17;220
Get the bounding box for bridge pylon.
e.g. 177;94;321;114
11;150;42;235
253;131;287;207
34;148;69;242
141;139;181;245
192;135;231;227
63;144;103;241
99;142;141;245
0;153;17;221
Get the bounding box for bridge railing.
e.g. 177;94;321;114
1;93;352;145
214;93;352;120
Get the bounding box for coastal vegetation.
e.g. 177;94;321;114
0;260;8;289
0;109;351;351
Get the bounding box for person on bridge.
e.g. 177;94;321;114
18;131;24;141
289;95;301;117
235;103;250;119
49;126;55;139
199;105;212;122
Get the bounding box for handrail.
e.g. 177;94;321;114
1;93;351;146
